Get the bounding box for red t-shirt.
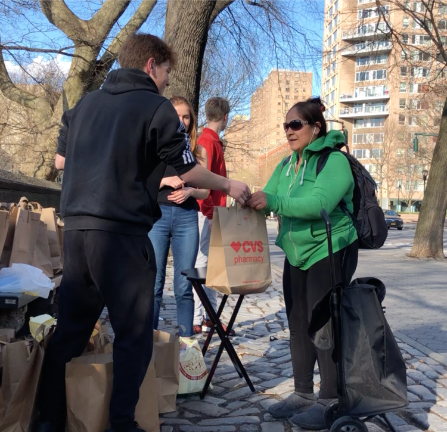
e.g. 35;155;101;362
197;128;227;219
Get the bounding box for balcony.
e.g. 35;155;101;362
340;91;390;103
341;42;392;57
339;106;389;118
342;26;391;42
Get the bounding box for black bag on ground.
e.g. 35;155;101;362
309;277;407;417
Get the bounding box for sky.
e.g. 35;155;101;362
2;0;325;107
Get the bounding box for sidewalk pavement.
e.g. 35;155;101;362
156;253;447;432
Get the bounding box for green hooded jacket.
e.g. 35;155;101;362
264;130;358;269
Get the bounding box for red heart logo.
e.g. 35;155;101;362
231;241;241;253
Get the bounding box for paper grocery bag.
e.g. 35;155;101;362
0;328;47;432
66;354;160;432
206;206;272;295
9;203;41;267
154;331;179;414
0;210;10;261
32;221;54;278
29;203;62;272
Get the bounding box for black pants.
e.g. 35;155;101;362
39;230;155;432
283;240;358;399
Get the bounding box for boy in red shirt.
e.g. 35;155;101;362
193;97;231;334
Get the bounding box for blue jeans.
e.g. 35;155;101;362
149;205;199;336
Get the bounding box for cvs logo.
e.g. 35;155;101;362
242;240;264;253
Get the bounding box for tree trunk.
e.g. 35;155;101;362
163;0;216;113
409;97;447;259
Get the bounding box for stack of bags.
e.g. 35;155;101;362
0;197;64;278
0;322;180;432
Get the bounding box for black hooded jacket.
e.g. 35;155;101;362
57;68;196;235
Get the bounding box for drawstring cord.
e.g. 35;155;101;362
300;160;307;185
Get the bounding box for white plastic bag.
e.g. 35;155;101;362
178;337;209;394
0;263;55;298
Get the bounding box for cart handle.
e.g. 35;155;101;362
320;209;337;291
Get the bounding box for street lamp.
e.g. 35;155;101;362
397;184;402;212
422;169;428;194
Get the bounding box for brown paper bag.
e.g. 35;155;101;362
206;206;272;295
0;329;47;432
29;203;62;272
32;221;54;278
0;210;10;261
153;330;179;414
0;205;17;269
66;352;160;432
9;202;41;266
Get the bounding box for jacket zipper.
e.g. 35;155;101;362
286;160;299;263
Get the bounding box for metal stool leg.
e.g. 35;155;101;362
202;294;228;356
192;282;255;397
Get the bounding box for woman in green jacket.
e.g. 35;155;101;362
247;101;358;429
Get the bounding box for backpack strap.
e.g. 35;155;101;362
316;147;351;217
280;155;292;172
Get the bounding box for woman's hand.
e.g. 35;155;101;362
246;191;267;210
161;176;185;189
168;187;193;204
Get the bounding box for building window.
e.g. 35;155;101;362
399;99;406;109
286;88;290;92
411;99;422;110
285;103;289;108
439;5;447;14
334;0;339;12
278;102;281;106
411;50;430;61
353;149;370;159
400;82;407;92
400;66;408;76
411;67;430;78
408;116;418;126
413;2;426;13
285;95;290;100
411;34;431;45
403;17;410;28
401;50;409;60
399;114;405;125
294;96;298;100
402;33;409;44
294;88;299;92
286;80;290;85
397;148;405;157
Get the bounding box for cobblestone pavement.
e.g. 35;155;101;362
156;263;447;432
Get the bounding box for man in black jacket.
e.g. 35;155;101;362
38;34;250;432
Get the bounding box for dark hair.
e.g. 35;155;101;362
118;33;177;70
288;101;327;138
205;97;230;122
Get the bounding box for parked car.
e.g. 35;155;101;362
383;210;404;230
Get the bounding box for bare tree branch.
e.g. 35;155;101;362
39;0;86;42
209;0;235;26
1;45;76;57
100;0;158;69
0;36;52;122
87;0;131;44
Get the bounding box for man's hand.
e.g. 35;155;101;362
246;191;267;210
168;187;193;204
161;176;185;189
226;179;251;205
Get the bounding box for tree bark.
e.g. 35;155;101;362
409;97;447;259
163;0;216;113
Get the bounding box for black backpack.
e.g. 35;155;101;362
280;144;388;249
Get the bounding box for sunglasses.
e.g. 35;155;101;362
283;119;309;132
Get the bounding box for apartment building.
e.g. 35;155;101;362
321;0;446;211
225;69;313;186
